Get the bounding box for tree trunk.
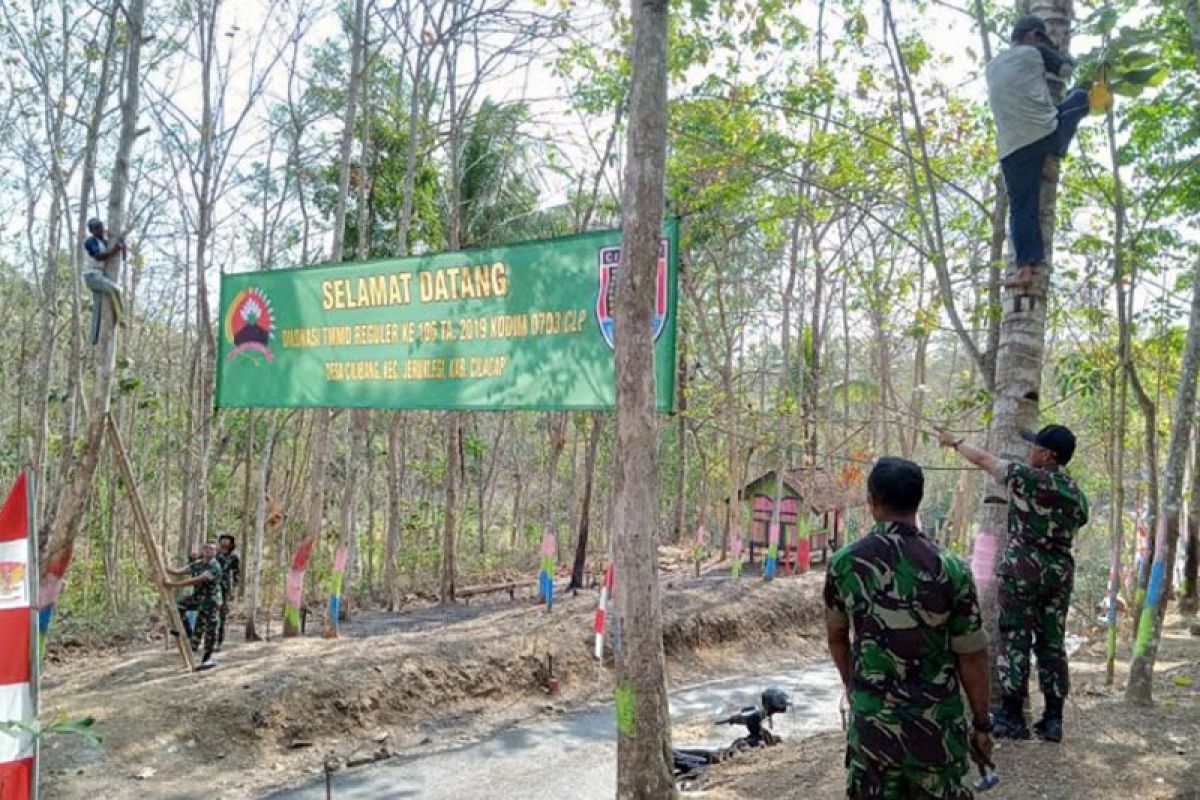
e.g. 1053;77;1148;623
571;414;605;589
246;411;282;641
440;413;460;603
543;413;568;559
1180;419;1200;615
671;339;688;543
40;0;146;607
971;0;1074;689
385;412;407;611
511;453;524;549
285;411;330;636
1126;256;1200;704
1106;368;1129;685
1105;77;1160;629
614;0;675;795
326;411;365;636
285;0;366;635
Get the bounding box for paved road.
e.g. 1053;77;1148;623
268;662;842;800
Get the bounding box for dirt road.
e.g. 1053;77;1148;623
41;572;828;799
267;661;842;800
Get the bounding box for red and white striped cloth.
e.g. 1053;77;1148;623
593;562;614;661
0;472;35;800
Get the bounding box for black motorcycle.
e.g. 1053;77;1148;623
672;687;790;780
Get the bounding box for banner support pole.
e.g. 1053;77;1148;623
104;414;196;671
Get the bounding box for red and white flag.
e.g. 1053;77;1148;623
0;473;36;800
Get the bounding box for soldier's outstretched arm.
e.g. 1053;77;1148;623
936;428;1004;481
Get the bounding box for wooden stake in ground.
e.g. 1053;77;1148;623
612;0;675;797
105;414;195;671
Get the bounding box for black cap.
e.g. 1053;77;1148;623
87;218;103;231
1012;15;1051;43
1020;424;1076;465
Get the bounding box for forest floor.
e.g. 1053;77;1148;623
40;558;829;800
702;613;1200;800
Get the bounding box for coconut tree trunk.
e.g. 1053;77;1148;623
971;0;1074;685
613;0;675;795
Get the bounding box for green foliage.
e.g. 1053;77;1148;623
1;714;102;748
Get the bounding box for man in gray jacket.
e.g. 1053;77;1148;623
986;16;1089;289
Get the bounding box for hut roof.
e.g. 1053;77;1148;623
735;467;864;514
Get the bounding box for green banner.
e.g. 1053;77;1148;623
216;222;679;411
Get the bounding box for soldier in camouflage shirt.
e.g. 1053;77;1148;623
825;457;993;799
938;423;1088;743
164;541;222;670
215;534;241;651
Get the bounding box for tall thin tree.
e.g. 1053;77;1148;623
40;0;147;605
1126;257;1200;703
613;0;675;796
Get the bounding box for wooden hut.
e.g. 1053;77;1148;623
731;468;860;572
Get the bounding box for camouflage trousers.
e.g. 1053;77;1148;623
845;712;973;799
190;601;219;663
997;574;1071;699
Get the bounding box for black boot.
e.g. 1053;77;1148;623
993;694;1031;740
1034;695;1064;743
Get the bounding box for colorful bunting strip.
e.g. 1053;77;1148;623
538;532;557;611
283;537;316;634
328;545;349;635
764;521;780;581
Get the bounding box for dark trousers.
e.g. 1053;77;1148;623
176;597;196;638
217;605;228;648
999;89;1090;267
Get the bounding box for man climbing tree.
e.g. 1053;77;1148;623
82;217;125;344
985;15;1090;288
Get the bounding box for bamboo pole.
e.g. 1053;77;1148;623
104;413;196;671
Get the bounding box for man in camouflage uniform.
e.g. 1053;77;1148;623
215;534;241;651
166;548;205;640
938;423;1089;742
164;541;223;670
825;457;993;799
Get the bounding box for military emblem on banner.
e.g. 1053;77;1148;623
595;238;669;350
224;287;275;364
0;560;25;605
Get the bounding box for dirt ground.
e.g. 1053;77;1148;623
40;567;828;800
700;615;1200;800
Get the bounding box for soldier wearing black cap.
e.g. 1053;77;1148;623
985;15;1091;289
936;423;1089;744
